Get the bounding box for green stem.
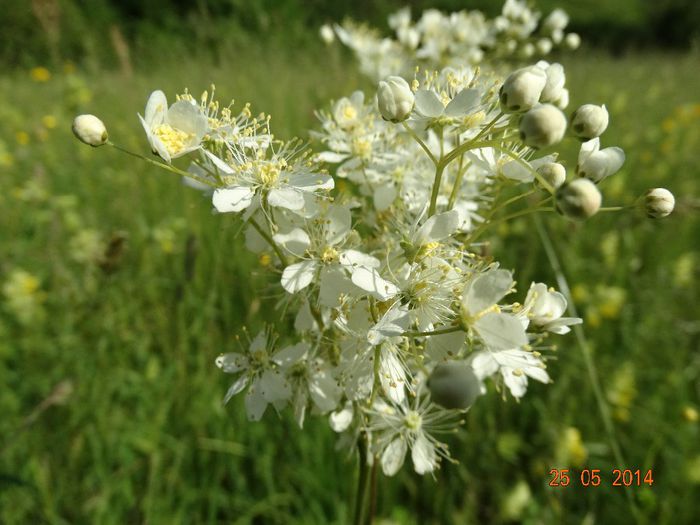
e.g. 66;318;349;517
107;142;217;188
368;345;382;406
366;458;379;525
427;162;446;217
402;122;436;166
353;439;370;525
248;217;288;266
533;215;642;523
446;146;467;211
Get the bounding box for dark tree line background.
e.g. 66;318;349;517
5;0;700;68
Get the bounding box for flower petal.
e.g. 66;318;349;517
381;438;407;476
267;188;305;211
474;312;528;350
212;187;254;213
415;89;444;117
281;260;318;294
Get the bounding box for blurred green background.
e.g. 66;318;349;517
1;1;699;524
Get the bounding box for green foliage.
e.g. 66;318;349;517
1;43;699;523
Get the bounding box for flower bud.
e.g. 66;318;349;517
571;104;609;140
556;178;602;220
319;24;335;45
536;38;553;55
537;162;566;189
644;188;675;218
565;33;581;50
519;104;567;149
428;362;481;410
72;114;107;147
377;76;414;123
499;66;547;113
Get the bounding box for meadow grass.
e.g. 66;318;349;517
1;45;698;524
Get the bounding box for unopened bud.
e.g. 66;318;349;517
319;24;335;45
565;33;581;50
428;362;481;410
571;104;609;140
556;178;602;220
377;76;414;123
644;188;675;218
499;66;547;113
519;104;567;149
72;114;108;147
536;38;553;55
537;162;566;189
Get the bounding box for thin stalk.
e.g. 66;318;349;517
353;440;370;525
368;346;382;406
533;215;643;523
107;142;217;188
248;217;288;266
427;162;446;217
446;146;467;211
366;459;379;525
402;122;437;166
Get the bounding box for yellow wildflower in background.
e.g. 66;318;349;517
607;362;637;422
2;269;46;325
15;131;30;145
30;67;51;82
555;426;588;468
42;115;57;129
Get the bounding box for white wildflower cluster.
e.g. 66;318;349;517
322;0;581;81
74;2;675;481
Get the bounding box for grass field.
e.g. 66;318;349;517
1;44;699;524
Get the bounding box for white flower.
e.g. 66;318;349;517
555;178;602;220
367;393;460;476
332;91;365;130
571;104;609;140
377;76;415;123
215;331;292;421
413;86;482;122
576;138;625;182
521;283;582;334
499;66;547;113
460;268;528;350
273;342;342;427
139;90;208;163
275;205;399;302
469;348;550;398
209;145;334;216
644;188;675;218
72;114;108;146
519;104;567;149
